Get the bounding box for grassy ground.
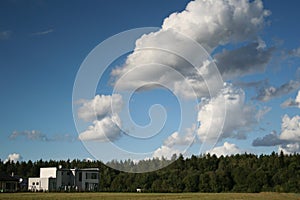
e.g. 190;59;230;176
0;192;299;200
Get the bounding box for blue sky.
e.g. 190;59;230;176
1;0;300;164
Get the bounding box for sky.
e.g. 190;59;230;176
1;0;300;167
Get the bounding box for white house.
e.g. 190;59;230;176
28;167;56;192
28;167;99;192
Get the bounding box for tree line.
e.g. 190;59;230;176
1;152;300;193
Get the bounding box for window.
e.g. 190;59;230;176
91;173;98;179
32;182;35;185
86;172;98;179
79;172;82;182
36;182;39;185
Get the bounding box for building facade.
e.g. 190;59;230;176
0;172;19;192
28;167;99;192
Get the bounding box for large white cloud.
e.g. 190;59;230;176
111;0;270;99
77;94;123;141
197;84;257;143
78;116;121;142
280;115;300;142
207;142;242;157
162;0;269;52
4;153;22;163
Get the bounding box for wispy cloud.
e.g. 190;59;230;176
254;79;300;102
0;30;12;40
281;90;300;108
9;130;76;142
31;28;54;36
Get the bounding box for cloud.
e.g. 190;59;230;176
197;83;258;142
279;143;300;154
4;153;22;163
162;0;269;52
281;90;300;108
252;115;300;154
77;94;123;141
163;130;195;147
0;30;12;40
252;131;283;146
255;106;271;121
152;145;181;159
288;47;300;57
31;29;54;36
78;116;121;142
206;142;242;157
215;42;274;80
111;0;270;99
152;125;196;159
254;80;300;102
9;130;76;142
234;79;269;92
77;94;123;122
280;115;300;142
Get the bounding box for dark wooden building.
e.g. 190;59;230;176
0;172;19;192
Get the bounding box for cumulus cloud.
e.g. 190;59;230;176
152;125;196;159
162;0;269;52
111;0;270;99
253;115;300;154
215;42;274;80
77;94;123;141
9;130;76;142
207;142;242;157
254;80;300;102
280;115;300;142
78;116;121;142
252;131;283;146
279;143;300;154
4;153;22;163
152;145;182;159
197;84;258;142
77;94;123;122
164;125;196;147
0;30;12;40
281;90;300;108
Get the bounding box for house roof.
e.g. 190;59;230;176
0;172;19;182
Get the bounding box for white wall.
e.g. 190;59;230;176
28;177;52;191
28;178;41;191
40;167;57;178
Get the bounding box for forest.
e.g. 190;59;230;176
1;152;300;193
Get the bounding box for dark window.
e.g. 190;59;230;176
79;172;82;182
91;173;98;179
36;182;39;185
32;182;35;185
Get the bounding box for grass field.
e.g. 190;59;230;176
0;192;299;200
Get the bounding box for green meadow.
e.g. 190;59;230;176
0;193;299;200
